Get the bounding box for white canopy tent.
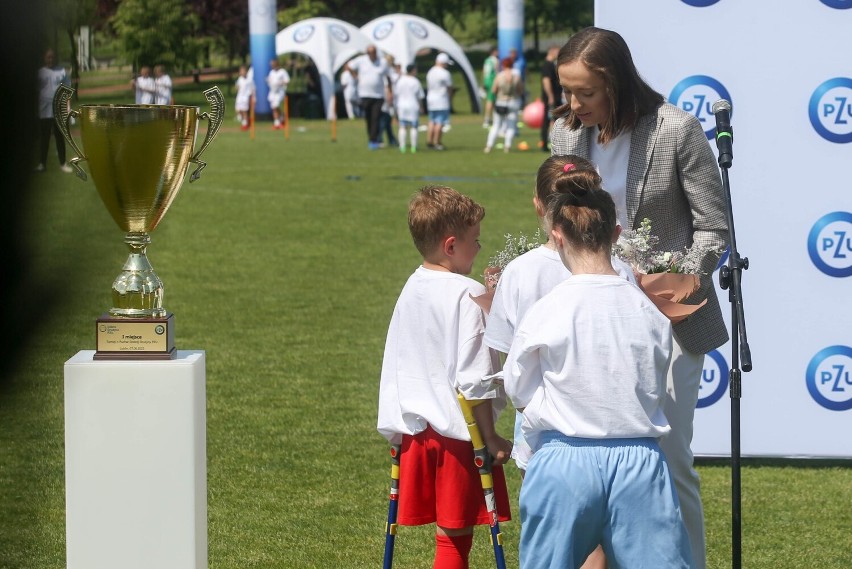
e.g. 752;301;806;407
275;17;371;119
360;13;482;114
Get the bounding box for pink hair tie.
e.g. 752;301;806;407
563;163;576;172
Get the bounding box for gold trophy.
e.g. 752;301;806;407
54;84;224;360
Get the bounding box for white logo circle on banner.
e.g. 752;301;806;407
806;346;852;411
407;21;429;40
373;21;393;40
293;24;314;43
808;211;852;277
697;349;728;408
328;24;350;43
809;78;852;143
669;75;732;139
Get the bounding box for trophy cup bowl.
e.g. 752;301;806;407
54;84;224;359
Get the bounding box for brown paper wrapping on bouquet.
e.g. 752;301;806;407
637;272;707;324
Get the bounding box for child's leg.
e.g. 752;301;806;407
602;439;693;568
398;125;406;151
434;526;473;569
409;125;418;151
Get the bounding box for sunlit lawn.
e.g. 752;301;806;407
1;91;849;568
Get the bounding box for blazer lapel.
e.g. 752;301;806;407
626;111;662;229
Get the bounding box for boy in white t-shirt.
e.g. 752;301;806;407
266;58;290;129
393;64;424;154
235;65;255;131
504;183;692;569
377;185;512;569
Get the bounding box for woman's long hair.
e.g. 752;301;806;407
553;27;664;144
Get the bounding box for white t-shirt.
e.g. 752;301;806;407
235;76;254;111
340;69;358;101
348;54;390;99
135;75;155;104
425;66;453;111
267;68;290;94
154;74;172;105
485;245;637;354
504;274;672;450
377;266;504;446
38;66;69;118
590;129;632;227
394;74;424;123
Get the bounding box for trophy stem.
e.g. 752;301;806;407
110;232;166;318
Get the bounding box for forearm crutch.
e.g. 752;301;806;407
456;393;507;569
382;444;401;569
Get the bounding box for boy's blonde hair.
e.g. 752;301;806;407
408;185;485;258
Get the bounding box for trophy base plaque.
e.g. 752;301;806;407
95;313;176;360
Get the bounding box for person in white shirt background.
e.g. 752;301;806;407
266;58;290;130
132;65;155;104
425;52;454;150
153;64;173;105
393;63;425;154
339;66;360;119
344;44;393;150
235;65;255;131
36;48;72;173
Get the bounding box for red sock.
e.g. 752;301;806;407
434;533;473;569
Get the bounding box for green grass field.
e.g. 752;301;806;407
2;86;850;568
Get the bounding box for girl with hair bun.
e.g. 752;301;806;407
484;157;636;549
503;182;694;569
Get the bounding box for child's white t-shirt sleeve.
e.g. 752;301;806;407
503;329;543;410
456;293;501;401
483;272;519;354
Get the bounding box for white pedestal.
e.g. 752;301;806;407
64;350;207;569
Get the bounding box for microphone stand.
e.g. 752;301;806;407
716;147;752;569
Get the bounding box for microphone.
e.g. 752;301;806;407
712;99;733;168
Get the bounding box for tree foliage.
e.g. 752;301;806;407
111;0;202;72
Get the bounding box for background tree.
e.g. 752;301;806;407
111;0;202;73
48;0;98;91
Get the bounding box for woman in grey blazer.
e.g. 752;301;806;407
549;27;728;569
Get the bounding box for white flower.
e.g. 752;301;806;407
612;218;717;275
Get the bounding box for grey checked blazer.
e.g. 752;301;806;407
550;102;729;354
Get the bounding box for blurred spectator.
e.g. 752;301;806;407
132;66;156;104
36;48;72;173
153;64;173;105
425;52;454;150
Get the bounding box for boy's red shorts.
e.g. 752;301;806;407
397;424;512;529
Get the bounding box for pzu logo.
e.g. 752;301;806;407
697;350;728;408
373;21;394;41
819;0;852;9
806;346;852;411
407;21;429;40
809;78;852;143
807;211;852;277
669;75;732;140
681;0;720;6
293;24;314;43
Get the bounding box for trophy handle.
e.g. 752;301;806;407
188;86;225;182
53;84;88;181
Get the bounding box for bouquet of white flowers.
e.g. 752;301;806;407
613;218;719;323
471;229;545;313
